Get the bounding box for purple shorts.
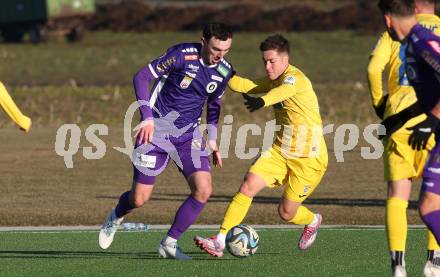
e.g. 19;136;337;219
422;141;440;195
132;132;211;185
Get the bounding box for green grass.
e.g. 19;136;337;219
0;228;429;276
0;31;377;86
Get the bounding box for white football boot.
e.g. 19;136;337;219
298;214;322;250
424;250;440;277
392;265;407;277
158;238;191;260
99;209;123;250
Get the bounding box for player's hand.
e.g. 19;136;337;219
212;150;222;168
208;139;222;168
407;113;439;150
134;119;154;144
243;94;264;112
373;94;388;120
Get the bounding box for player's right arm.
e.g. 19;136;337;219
367;32;392;119
0;82;31;132
133;45;184;144
227;75;270;94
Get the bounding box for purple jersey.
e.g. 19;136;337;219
405;24;440;111
133;42;233;139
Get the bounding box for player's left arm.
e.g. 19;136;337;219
0;82;31;132
206;85;226;168
228;75;270;94
406;37;440;150
242;75;296;112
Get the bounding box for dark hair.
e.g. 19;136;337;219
378;0;416;16
203;23;232;41
259;34;290;54
416;0;435;4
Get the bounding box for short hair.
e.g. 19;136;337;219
259;34;290;54
378;0;416;16
202;23;232;41
416;0;435;4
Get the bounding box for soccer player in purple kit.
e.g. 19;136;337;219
98;23;234;260
378;0;440;275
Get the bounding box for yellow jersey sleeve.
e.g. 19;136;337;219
0;82;31;132
367;32;392;107
261;75;296;106
227;75;270;94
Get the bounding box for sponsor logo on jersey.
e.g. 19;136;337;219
211;75;223;82
304;185;311;193
283;75;296;85
134;153;156;169
185;72;196;78
421;50;440;73
182;47;198;53
427;167;440;174
428;40;440;54
180;75;193;89
206;81;218;94
188;64;199;73
184;55;198;61
156;56;176;73
217;64;229;78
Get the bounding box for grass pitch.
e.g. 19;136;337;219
0;228;429;276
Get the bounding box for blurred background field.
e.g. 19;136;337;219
0;29;425;226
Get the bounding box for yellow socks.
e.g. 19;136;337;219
219;192;252;235
0;82;31;132
427;230;440;251
289;205;314;225
386;197;408;251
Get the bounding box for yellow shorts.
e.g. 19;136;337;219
249;144;328;203
384;131;434;181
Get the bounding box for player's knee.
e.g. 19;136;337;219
239;178;259;198
192;182;212;203
131;194;147;208
278;205;297;222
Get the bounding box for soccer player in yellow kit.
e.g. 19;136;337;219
0;81;31;132
194;34;328;257
367;1;440;275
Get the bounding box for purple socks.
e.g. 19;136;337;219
114;191;134;218
422;210;440;245
167;195;205;240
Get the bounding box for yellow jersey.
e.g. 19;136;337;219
368;14;440;120
228;65;324;158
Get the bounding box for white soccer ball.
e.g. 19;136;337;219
226;224;259;258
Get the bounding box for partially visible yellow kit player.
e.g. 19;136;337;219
0;82;31;132
367;0;440;274
194;34;327;257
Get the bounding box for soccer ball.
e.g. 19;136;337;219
226;224;259;258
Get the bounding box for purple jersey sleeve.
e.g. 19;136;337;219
133;45;184;120
206;84;227;140
414;36;440;75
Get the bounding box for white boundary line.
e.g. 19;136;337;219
0;224;427;233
